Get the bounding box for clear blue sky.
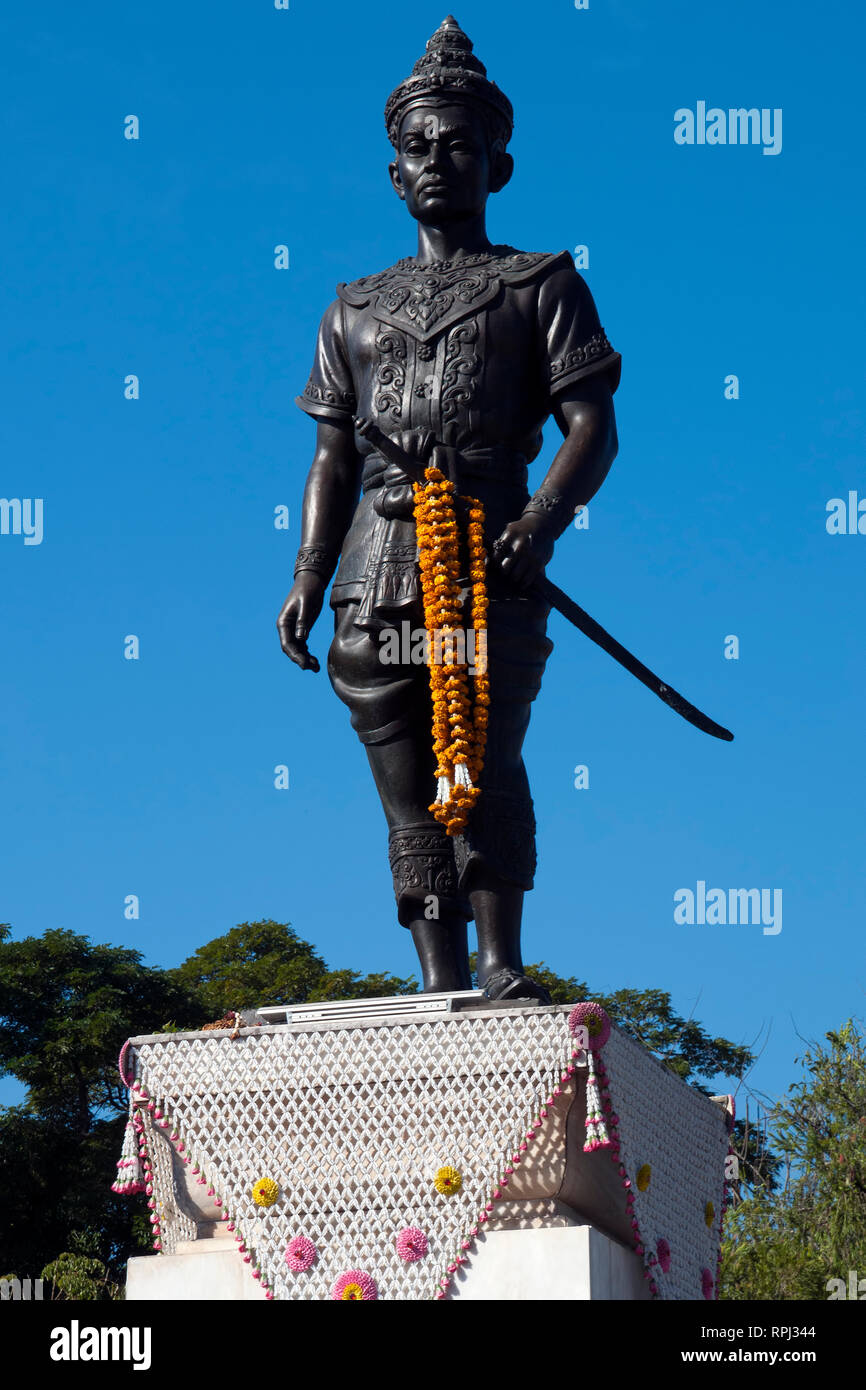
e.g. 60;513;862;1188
2;0;863;1113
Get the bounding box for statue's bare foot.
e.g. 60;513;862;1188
482;967;552;1005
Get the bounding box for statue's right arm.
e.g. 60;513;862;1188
276;417;359;672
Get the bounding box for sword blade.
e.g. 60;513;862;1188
533;577;734;741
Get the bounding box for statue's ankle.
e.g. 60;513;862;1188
409;916;472;993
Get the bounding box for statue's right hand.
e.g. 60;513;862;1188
276;573;325;672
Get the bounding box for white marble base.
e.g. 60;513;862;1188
126;1237;267;1302
125;1225;647;1302
449;1224;650;1301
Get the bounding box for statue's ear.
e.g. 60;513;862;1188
389;159;406;200
489;144;514;195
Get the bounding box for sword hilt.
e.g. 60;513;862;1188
353;417;434;484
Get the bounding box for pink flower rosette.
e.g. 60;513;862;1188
567;1001;611;1051
285;1235;317;1272
395;1227;429;1263
331;1269;378;1301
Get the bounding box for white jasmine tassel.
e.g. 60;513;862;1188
111;1107;145;1195
583;1049;610;1152
453;761;474;790
435;774;452;805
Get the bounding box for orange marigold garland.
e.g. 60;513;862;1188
413;465;490;836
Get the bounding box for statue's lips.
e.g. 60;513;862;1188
418;180;451;196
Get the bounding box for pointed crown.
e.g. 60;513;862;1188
385;16;514;148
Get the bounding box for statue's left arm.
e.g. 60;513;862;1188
494;261;620;590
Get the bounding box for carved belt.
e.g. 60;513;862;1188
355;445;528;630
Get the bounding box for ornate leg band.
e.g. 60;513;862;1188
388;823;471;927
452;790;538;892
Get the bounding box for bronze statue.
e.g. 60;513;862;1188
277;16;621;1001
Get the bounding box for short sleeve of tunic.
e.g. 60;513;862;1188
295;298;358;424
537;259;622;403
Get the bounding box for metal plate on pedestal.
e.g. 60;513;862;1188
255;990;482;1027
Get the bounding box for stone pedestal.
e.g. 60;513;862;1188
126;1223;646;1302
122;993;732;1301
127;1238;267;1302
450;1224;649;1300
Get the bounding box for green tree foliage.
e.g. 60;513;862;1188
170;919;417;1017
590;986;751;1086
721;1020;866;1300
0;925;197;1127
42;1250;122;1301
727;1112;783;1196
0;923;196;1281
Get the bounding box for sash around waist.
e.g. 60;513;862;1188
360;444;529;495
336;445;531;630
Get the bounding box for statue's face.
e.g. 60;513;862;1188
390;102;506;224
